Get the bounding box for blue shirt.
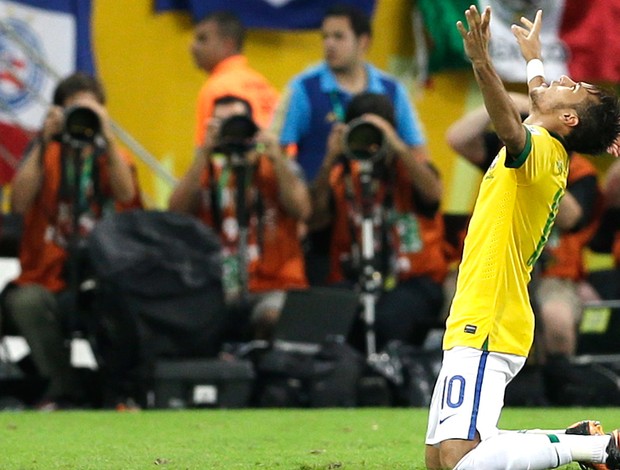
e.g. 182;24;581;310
278;62;426;180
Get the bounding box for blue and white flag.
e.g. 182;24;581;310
155;0;376;29
0;0;94;130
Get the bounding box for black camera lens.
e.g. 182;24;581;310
63;106;101;145
215;115;259;155
343;118;387;163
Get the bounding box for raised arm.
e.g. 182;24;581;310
456;6;527;156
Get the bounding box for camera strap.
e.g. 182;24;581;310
328;92;346;122
341;160;396;282
208;159;265;254
208;160;225;233
58;146;105;230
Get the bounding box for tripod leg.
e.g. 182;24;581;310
361;292;377;358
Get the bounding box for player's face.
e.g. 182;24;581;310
321;16;367;73
190;20;225;72
531;76;598;112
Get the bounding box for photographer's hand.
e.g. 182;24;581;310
201;116;222;157
325;122;346;165
309;123;347;230
253;129;280;164
257;129;311;221
359;113;408;157
41;106;63;143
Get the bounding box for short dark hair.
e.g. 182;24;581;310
214;94;253;117
345;92;395;126
200;11;245;52
52;72;106;106
565;87;620;155
323;4;372;38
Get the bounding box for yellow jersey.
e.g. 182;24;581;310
443;125;569;356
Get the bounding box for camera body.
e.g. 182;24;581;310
213;115;259;164
62;106;103;147
342;118;388;164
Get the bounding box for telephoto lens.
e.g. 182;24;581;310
63;106;102;145
215;115;259;156
342;118;387;163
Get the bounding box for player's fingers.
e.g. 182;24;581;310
531;10;543;35
511;24;526;38
520;17;533;29
467;5;480;27
456;20;468;38
481;6;491;25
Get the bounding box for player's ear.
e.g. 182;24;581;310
560;110;579;128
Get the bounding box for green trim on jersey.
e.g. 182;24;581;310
505;127;532;169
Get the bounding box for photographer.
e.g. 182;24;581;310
2;72;141;410
311;92;447;351
169;95;310;340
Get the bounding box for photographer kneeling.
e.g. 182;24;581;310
311;92;447;353
1;72;141;410
169;95;311;341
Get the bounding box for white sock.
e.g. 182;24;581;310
453;433;572;470
556;434;610;464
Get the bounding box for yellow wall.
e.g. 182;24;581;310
93;0;474;209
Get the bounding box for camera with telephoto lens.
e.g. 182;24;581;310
62;105;102;146
342;117;388;164
213;115;259;160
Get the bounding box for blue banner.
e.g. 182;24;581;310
154;0;376;29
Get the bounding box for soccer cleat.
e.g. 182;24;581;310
566;420;605;437
565;421;606;470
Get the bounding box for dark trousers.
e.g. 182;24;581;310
345;275;444;353
374;276;445;350
1;284;84;402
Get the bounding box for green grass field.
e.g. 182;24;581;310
1;407;619;469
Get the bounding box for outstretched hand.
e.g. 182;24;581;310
456;5;491;65
511;10;543;62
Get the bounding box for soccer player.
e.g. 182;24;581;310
424;6;620;470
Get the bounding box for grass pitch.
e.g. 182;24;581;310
1;407;619;469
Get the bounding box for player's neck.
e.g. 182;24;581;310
524;113;569;138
